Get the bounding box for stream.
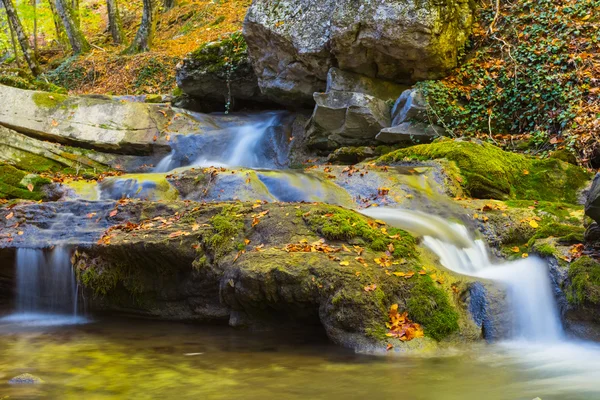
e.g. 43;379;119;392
2;111;600;398
1;318;600;399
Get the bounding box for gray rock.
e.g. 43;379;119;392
376;122;443;145
585;173;600;224
8;373;44;384
0;85;223;156
176;35;267;110
327;146;376;164
326;68;407;101
243;0;474;105
306;91;391;150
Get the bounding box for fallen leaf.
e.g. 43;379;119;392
511;246;520;253
529;220;539;229
5;212;14;220
109;210;118;217
26;183;34;192
339;261;350;266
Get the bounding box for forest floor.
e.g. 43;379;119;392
3;0;251;95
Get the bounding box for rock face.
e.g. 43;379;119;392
585;174;600;224
176;33;268;111
306;91;391;150
326;68;407;102
244;0;475;105
0;85;224;155
50;201;493;351
376;123;442;145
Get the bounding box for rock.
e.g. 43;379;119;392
376;123;443;145
65;200;488;351
0;163;55;201
8;373;44;384
585;174;600;224
391;89;428;126
585;223;600;247
326;68;407;101
243;0;475;105
0;125;152;175
306;91;391;150
0;85;216;155
176;33;269;111
327;146;376;164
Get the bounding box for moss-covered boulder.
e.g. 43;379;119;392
176;32;270;111
69;201;493;352
378;139;591;202
0;163;53;201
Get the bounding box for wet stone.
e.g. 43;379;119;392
8;373;44;385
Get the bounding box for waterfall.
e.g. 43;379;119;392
154;112;287;172
1;247;85;326
361;208;563;342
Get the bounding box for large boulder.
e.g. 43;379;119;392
306;91;391;150
376;122;442;145
175;33;270;111
243;0;475;105
0;85;223;155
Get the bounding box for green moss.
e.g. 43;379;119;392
203;206;245;258
526;221;585;247
0;164;51;201
189;31;248;77
407;276;459;341
32;92;68;108
378;139;590;202
567;256;600;306
533;242;558;257
303;205;416;259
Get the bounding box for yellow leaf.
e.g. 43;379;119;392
511;246;520;253
522;253;529;258
339;261;350;266
529;220;539;229
523;170;529;175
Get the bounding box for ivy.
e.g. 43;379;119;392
417;0;599;164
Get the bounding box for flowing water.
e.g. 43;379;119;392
0;248;84;327
361;208;563;342
153;112;289;172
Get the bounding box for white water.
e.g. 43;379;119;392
0;247;86;326
361;207;563;342
154;113;284;172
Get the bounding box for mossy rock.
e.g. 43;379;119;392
567;256;600;307
0;163;52;201
378;139;591;203
72;201;480;351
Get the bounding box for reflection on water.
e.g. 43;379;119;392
1;318;599;399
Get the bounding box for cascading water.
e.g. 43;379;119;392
361;207;563;342
1;247;85;326
154;112;287;172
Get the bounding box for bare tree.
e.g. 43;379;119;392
124;0;157;54
2;7;20;64
0;0;40;75
55;0;90;54
47;0;68;47
106;0;123;44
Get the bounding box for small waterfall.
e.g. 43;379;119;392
153;112;288;172
361;208;563;342
1;247;85;326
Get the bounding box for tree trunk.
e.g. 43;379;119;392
32;0;38;58
1;0;40;75
47;0;68;47
55;0;89;54
5;10;20;65
70;0;79;28
162;0;175;10
106;0;123;44
124;0;156;54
